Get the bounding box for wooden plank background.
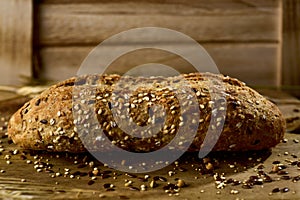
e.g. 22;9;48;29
34;0;282;86
37;0;280;45
0;0;33;86
282;0;300;87
40;44;279;86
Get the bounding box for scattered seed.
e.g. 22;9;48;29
177;167;187;172
230;189;239;194
158;176;167;182
291;161;299;166
40;119;48;124
203;157;211;164
12;149;19;155
277;170;288;175
55;172;61;177
282;138;288;143
292;176;300;182
281;175;291;180
140;184;147;191
281;187;289;193
257;164;264;169
92;169;100;176
87;180;95;185
225;178;234;184
242;184;253;189
124;180;133;187
291;154;298;158
150;180;158;188
101;174;111;179
229;164;235;168
103;183;114;189
168;171;175;177
163;183;177;191
35;99;41;106
263;175;273;183
177;179;186;188
126;173;137;178
89;161;94;168
233;180;242;185
205;163;214;171
271;165;280;173
50;119;56;126
144;175;150;180
129;186;140;191
272;188;280;193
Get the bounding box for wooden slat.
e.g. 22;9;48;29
36;0;281;46
0;0;33;85
38;0;279;5
39;43;279;86
207;43;280;86
282;0;300;87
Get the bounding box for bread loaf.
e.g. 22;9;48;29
8;73;285;153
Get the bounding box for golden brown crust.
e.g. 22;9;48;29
7;73;285;153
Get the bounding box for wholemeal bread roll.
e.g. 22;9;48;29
8;73;285;153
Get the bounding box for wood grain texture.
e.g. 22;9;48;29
39;43;279;86
0;0;33;85
32;0;282;87
38;0;280;5
282;0;300;86
36;0;281;46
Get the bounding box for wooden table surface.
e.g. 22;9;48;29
0;89;299;200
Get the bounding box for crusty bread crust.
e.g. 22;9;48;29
8;73;285;153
